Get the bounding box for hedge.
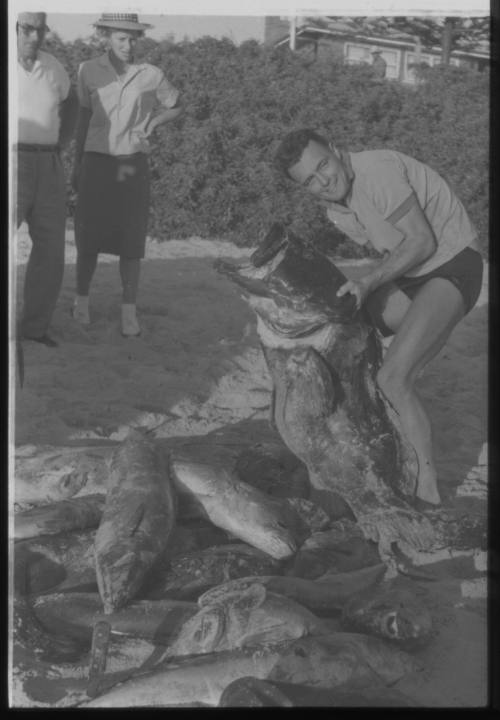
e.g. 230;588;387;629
45;34;489;257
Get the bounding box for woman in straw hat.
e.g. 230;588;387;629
72;13;182;336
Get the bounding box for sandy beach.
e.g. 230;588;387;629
11;224;489;707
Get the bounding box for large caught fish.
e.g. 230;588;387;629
215;225;438;560
82;647;283;707
169;448;310;559
197;563;387;615
14;441;114;506
144;543;282;601
177;418;311;500
32;592;197;646
13;419;309;507
267;632;421;689
14;494;105;540
84;630;419;707
165;582;323;657
94;428;176;613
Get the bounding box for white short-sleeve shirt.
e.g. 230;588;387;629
77;53;179;156
17;50;71;145
327;150;478;277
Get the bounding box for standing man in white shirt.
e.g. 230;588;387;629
16;11;77;347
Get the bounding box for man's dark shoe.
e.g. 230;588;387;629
23;334;58;348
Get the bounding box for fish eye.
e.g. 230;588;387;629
385;612;399;637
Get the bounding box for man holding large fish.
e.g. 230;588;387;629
273;129;484;511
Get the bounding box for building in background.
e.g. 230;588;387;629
264;17;490;84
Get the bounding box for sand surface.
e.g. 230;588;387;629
11;225;489;707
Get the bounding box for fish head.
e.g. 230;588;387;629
237;591;320;648
214;224;359;340
343;589;433;647
375;603;433;647
166;604;227;657
242;497;302;559
168;584;268;656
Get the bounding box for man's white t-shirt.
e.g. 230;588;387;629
18;50;71;145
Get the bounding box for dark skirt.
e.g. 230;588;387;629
75;152;150;258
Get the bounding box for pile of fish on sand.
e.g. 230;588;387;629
13;423;431;708
11;224;486;708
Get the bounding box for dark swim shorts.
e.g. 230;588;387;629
365;246;484;337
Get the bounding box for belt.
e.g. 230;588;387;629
16;143;60;152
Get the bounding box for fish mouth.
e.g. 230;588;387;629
250;223;289;268
214;260;272;298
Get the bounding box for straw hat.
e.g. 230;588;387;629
93;13;152;31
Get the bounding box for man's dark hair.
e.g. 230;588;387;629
274;128;330;179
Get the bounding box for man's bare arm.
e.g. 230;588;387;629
337;193;437;307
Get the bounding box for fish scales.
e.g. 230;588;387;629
94;428;176;613
169;452;308;559
32;592;198;646
82;647;282;707
197;564;387;613
144;543;281;601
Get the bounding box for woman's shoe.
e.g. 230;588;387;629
72;296;90;325
121;304;141;337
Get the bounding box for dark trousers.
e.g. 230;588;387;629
17;149;66;337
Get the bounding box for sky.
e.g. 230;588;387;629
11;0;490;43
10;1;490;90
45;14;267;43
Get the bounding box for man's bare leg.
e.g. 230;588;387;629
374;278;465;505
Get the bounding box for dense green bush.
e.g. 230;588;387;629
49;34;488;256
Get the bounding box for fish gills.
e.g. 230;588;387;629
166;583;321;657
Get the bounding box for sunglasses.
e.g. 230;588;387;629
17;22;49;36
